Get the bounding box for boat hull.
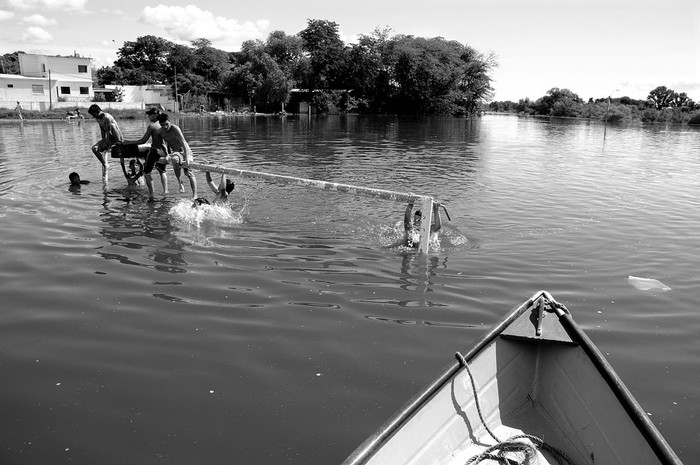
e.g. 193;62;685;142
342;291;682;465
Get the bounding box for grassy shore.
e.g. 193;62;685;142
0;107;156;121
0;107;263;121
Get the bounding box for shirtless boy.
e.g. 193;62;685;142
88;104;123;176
157;113;197;199
122;108;168;199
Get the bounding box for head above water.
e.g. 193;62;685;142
129;159;142;174
225;179;235;195
412;210;422;226
69;172;81;185
157;113;170;128
88;104;101;117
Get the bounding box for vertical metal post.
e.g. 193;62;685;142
174;66;178;113
417;197;433;254
603;95;610;141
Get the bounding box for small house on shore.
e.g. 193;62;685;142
0;52;177;112
0;52;94;110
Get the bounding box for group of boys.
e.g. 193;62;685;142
81;104;437;246
83;104;234;205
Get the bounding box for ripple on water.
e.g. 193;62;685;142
0;116;697;464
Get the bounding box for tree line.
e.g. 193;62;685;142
488;86;700;125
0;19;497;116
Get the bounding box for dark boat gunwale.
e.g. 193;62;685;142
341;290;683;465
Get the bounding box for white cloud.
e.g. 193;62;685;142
339;29;359;45
616;77;700;100
22;26;54;43
140;5;269;51
23;14;57;26
7;0;86;11
0;10;14;20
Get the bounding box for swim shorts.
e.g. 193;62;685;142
94;139;112;152
144;148;167;174
170;151;194;173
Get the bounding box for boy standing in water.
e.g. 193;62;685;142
122;108;168;200
88;104;123;176
158;113;197;199
14;101;23;120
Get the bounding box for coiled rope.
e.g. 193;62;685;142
455;350;576;465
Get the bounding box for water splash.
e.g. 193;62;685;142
381;220;471;253
169;199;244;227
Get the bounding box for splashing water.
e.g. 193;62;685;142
381;220;445;252
169;199;245;227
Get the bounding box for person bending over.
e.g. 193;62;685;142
157;113;197;199
88;104;123;176
122;108;168;200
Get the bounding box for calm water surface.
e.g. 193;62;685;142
0;114;698;464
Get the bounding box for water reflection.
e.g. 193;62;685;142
0;116;698;464
399;251;443;295
364;315;476;329
97;194;189;273
68;184;83;194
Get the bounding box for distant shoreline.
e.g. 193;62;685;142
0;108;289;122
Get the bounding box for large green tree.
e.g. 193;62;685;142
168;44;196;75
223;39;292;111
114;35;174;84
672;91;694;109
0;52;21;74
95;66;127;85
191;39;231;84
298;19;348;90
647;86;675;110
344;27;394;112
532;87;583;116
387;35;494;115
69;19;502;115
264;30;303;75
456;46;496;115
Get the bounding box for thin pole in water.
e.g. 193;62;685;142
603;89;619;142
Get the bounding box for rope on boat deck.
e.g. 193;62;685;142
455;297;576;465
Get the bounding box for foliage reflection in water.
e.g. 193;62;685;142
0;115;696;464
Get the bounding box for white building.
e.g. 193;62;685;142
0;52;94;110
102;84;176;111
0;52;177;111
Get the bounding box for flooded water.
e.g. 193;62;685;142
0;114;698;464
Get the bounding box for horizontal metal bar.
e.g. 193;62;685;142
188;162;432;204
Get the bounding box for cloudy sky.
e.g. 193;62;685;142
0;0;698;102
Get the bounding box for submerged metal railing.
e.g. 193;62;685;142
188;161;437;253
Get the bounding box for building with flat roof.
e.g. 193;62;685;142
0;52;95;110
